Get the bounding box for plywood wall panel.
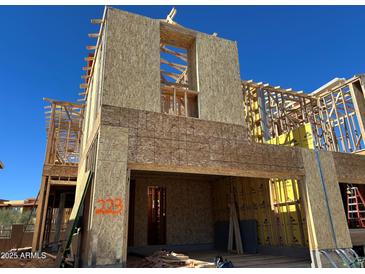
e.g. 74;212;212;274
88;125;129;265
318;151;352;249
333;152;365;184
101;105;305;179
102;8;160;112
132;174;214;246
301;149;352;250
196;34;244;126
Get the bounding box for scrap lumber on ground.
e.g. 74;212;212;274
128;250;215;268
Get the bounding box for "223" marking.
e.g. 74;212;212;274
95;197;123;215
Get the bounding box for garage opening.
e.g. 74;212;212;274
127;170;311;268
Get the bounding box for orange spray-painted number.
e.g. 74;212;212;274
95;197;124;215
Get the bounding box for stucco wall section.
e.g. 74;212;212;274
102;8;160;112
196;34;244;126
132;173;214;246
301;149;352;250
89;124;129;266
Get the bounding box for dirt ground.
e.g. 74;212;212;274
0;249;56;268
0;257;55;268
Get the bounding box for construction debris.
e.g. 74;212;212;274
128;250;215;268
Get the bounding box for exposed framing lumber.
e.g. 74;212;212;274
33;99;84;251
315;77;365;153
242;80;323;147
79;7;108;102
243;75;365;154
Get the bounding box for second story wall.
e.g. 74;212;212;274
102;8;161;112
100;7;245;127
196;34;243;125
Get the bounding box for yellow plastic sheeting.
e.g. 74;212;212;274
212;178;309;247
246;92;263;142
264;123;314;246
266;123;314;149
243;89;313;246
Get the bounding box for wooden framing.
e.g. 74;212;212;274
242;80;325;149
32;99;84;251
313;75;365;153
160;26;198;118
242;75;365;154
79;7;107;102
242;77;365;253
160;86;198;117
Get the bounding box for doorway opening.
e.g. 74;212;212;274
147;186;166;245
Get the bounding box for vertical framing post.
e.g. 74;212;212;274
121;169;131;267
184;91;188;117
349;79;365;146
173;87;176;115
33;103;57;251
54;192;66;244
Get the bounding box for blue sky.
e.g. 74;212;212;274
0;5;364;200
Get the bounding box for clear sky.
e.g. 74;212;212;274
0;5;364;200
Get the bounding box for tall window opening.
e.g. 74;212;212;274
160;23;198;118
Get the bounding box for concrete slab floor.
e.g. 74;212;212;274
185;250;311;268
127;249;311;268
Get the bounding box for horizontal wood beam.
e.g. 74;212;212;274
42;164;78;178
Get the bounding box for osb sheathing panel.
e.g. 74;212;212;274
333;152;365;184
132;173;214;246
102;8;160;112
301;149;333;250
101;105;305;179
89;124;129;265
196;34;244;126
318;152;352;248
301;149;351;250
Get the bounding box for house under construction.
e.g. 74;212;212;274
31;7;365;268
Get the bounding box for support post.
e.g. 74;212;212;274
300;149;352;267
349;79;365;143
54;192;66;244
87;124;129;266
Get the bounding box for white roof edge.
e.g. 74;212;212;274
310;77;346;96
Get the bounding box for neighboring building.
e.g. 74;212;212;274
0;198;37;214
32;7;365;268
